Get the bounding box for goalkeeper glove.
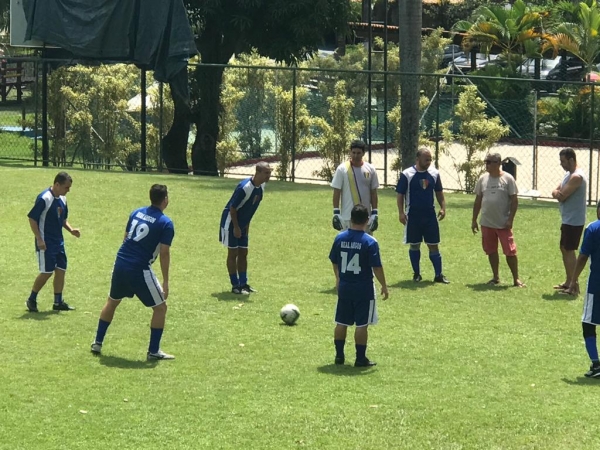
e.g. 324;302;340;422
368;209;379;232
332;208;343;231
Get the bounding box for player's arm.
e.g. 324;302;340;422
567;253;589;295
333;188;341;209
471;194;483;234
159;244;171;300
332;263;339;292
435;190;446;220
229;205;242;238
397;193;407;225
373;266;389;300
28;217;46;250
554;174;582;202
63;220;81;238
505;194;518;229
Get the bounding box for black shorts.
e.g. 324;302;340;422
560;224;584;251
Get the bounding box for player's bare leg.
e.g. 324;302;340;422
506;255;525;287
561;246;577;287
91;297;121;355
488;252;500;284
51;268;74;310
226;248;238;276
147;302;174;360
26;272;53;312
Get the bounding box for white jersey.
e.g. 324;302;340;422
331;160;379;221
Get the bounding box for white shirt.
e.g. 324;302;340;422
331;160;379;221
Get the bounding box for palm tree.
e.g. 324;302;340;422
543;1;600;76
453;0;544;69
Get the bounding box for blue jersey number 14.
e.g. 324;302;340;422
340;251;361;274
127;219;150;242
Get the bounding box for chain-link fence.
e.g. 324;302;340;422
2;58;600;203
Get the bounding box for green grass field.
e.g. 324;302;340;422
2;166;600;449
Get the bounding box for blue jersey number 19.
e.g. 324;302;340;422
340;251;361;274
127;219;150;242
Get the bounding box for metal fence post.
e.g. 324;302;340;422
41;60;49;167
140;68;147;172
34;60;39;167
159;81;164;172
435;75;440;169
590;83;595;205
291;68;297;183
533;89;538;190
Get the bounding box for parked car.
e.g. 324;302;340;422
545;57;600;90
516;57;561;80
440;45;464;68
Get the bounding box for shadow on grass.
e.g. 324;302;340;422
17;311;59;321
319;287;337;295
96;354;158;369
561;377;600;386
542;292;578;301
465;283;510;292
211;292;254;302
389;280;434;290
317;364;376;376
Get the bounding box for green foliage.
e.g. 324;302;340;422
421;28;452;98
217;72;245;176
313;81;363;182
442;85;510;192
147;83;174;171
537;86;600;138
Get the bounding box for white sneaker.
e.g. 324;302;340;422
147;349;175;361
90;342;102;355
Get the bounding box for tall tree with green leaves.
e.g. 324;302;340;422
184;0;351;176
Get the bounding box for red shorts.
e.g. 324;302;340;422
481;226;517;256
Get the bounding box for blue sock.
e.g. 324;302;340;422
229;273;239;287
54;293;63;305
429;251;443;277
239;272;247;286
95;319;111;345
28;291;38;302
585;337;599;362
409;249;421;275
334;339;345;358
148;328;164;354
356;344;367;360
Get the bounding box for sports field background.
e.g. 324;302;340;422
1;166;599;449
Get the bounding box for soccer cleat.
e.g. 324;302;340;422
584;364;600;378
147;349;175;361
241;284;258;293
434;274;450;284
412;273;422;282
335;356;345;365
90;342;102;355
231;285;250;295
53;302;75;311
354;358;377;367
26;299;39;313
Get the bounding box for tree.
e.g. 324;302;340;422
184;0;351;175
398;0;422;169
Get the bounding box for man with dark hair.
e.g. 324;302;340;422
329;204;389;367
552;148;587;295
565;203;600;377
26;171;80;312
91;184;175;360
396;148;449;283
331;140;380;233
220;162;272;295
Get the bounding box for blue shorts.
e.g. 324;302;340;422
37;247;67;273
405;211;440;245
582;291;600;325
335;295;378;327
219;210;249;248
109;266;165;308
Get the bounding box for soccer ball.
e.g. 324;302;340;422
280;304;300;325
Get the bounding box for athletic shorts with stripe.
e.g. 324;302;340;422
109;267;165;307
37;246;67;273
335;296;378;327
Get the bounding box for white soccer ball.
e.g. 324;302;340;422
280;304;300;325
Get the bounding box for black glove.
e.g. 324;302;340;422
332;208;343;231
368;209;379;232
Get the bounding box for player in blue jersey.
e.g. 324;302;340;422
566;203;600;377
396;148;449;284
220;162;272;295
329;204;389;367
91;184;175;360
26;172;80;312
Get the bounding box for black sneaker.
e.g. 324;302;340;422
241;284;258;293
335;356;345;365
354;358;377;367
231;285;250;295
584;364;600;378
53;302;75;311
434;274;450;284
26;299;38;312
413;273;422;282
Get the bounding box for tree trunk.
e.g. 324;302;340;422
398;0;422;170
162;68;192;174
191;63;224;176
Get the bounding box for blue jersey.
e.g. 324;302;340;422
395;166;443;214
222;178;265;229
115;206;174;270
580;220;600;294
329;229;382;300
27;187;68;249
